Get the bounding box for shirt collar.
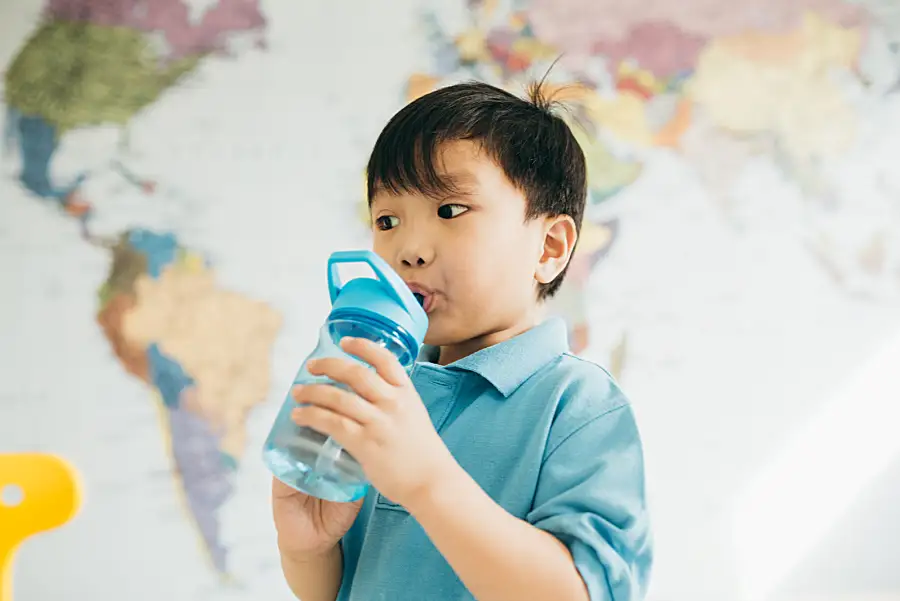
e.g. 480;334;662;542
417;317;569;398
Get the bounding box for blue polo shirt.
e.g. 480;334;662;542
337;317;652;601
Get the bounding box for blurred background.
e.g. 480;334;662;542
1;0;899;600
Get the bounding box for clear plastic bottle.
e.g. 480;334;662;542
262;250;428;502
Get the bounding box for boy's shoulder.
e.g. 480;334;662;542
530;350;628;414
420;318;633;446
522;351;632;455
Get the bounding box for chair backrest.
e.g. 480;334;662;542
0;453;81;601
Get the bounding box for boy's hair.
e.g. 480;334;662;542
366;80;587;299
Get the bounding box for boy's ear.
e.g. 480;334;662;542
535;215;578;286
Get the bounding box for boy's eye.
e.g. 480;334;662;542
437;204;468;219
375;215;399;230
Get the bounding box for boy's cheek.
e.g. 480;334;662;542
371;245;392;265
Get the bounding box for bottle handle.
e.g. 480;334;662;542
327;250;418;314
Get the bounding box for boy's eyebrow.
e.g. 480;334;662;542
370;171;478;205
440;171;476;187
434;171;477;198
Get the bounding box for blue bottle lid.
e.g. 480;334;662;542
326;250;428;356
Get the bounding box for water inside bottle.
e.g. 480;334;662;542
263;426;367;502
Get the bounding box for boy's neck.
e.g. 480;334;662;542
436;309;542;366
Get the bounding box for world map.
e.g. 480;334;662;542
3;0;900;599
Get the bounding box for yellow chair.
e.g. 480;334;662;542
0;454;81;601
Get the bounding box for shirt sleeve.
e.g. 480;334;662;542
526;403;653;601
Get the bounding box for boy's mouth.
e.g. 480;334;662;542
406;283;435;313
412;292;434;313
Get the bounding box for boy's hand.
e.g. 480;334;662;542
271;477;362;561
291;337;456;509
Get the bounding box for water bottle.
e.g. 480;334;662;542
262;250;428;502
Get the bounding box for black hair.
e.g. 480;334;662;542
365;80;587;299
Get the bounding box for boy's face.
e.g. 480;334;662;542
370;140;575;352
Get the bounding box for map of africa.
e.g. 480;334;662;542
3;0;900;600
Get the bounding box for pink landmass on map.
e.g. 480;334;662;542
528;0;869;65
44;0;266;58
591;20;708;78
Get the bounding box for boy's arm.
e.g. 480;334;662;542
407;404;652;601
280;544;343;601
409;467;590;601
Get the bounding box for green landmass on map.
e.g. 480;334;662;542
5;19;199;134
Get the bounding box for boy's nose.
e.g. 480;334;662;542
402;256;427;267
398;242;434;268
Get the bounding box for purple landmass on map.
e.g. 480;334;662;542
44;0;266;58
591;20;708;79
167;403;235;574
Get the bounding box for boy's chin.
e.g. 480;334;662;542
422;329;444;347
422;321;457;348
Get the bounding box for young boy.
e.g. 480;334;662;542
272;81;652;601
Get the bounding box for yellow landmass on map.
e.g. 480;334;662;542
687;11;862;161
617;62;667;96
457;28;490;63
580;91;654;147
542;81;673;149
406;73;441;102
578;219;615;256
510;36;558;62
121;258;282;459
569;119;643;194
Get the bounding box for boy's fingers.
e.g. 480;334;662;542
339;337;409;388
291;406;364;453
306;357;393;403
292;384;380;424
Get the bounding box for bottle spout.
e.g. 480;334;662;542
313;437;344;479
